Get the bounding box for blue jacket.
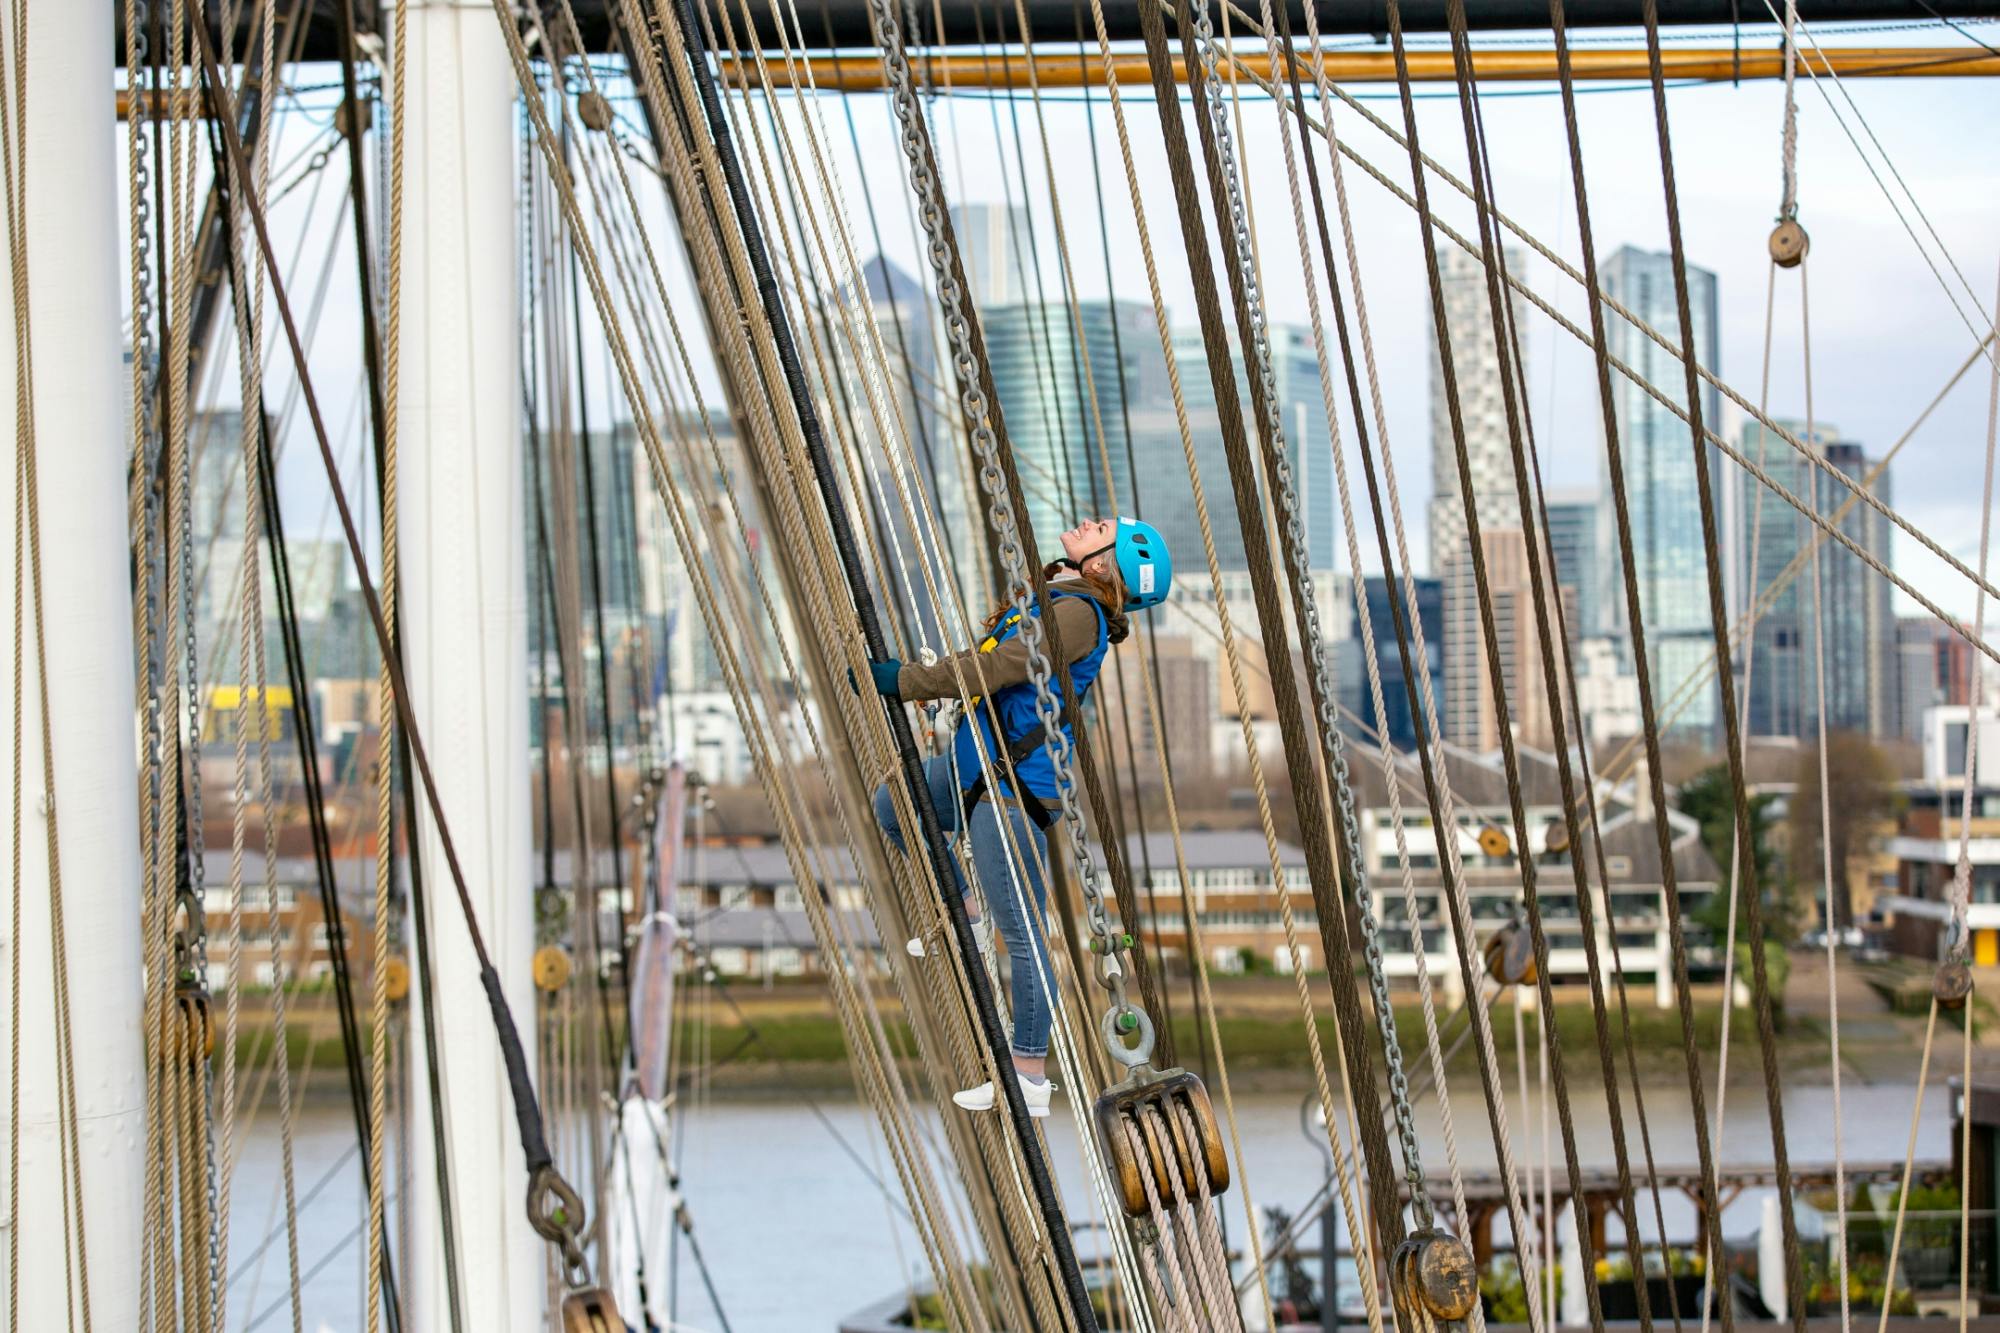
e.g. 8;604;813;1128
952;590;1110;803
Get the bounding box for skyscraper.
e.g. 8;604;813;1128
1441;527;1564;752
1739;419;1895;739
1897;615;1974;742
1427;245;1526;579
1348;574;1444;751
1160;322;1332;573
1597;244;1727;740
1542;490;1600;643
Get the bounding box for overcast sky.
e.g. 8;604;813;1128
157;19;2000;628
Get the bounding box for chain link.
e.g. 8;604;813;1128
1186;0;1432;1220
866;0;1146;1051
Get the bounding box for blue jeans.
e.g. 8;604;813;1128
873;753;1055;1060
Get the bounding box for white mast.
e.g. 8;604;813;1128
397;1;540;1323
0;1;146;1325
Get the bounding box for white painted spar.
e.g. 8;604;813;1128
0;2;146;1324
397;0;539;1323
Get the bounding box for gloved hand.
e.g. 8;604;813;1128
870;659;904;697
847;659;904;698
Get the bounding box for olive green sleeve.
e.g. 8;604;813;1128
894;596;1104;702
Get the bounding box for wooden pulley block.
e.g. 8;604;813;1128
559;1285;623;1333
1934;958;1974;1012
577;90;613;133
1769;219;1809;269
1392;1228;1479;1323
381;954;411;1004
1544;821;1571;855
160;985;217;1063
1483;923;1538;989
1477;826;1512;859
334;97;372;140
1094;1066;1229;1218
533;944;574;993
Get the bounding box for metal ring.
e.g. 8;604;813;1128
1101;1004;1155;1070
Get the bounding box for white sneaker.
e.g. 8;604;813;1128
953;1073;1055;1117
906;916;993;960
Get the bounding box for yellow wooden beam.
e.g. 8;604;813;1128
742;44;2000;91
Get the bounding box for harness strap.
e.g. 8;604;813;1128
961;712;1064;831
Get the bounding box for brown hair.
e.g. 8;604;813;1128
981;561;1125;634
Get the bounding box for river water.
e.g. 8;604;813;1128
222;1081;1954;1332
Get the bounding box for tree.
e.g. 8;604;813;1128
1678;763;1790;942
1791;731;1900;931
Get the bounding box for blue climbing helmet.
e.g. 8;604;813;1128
1110;516;1171;612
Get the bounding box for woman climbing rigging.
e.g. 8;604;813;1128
866;516;1172;1117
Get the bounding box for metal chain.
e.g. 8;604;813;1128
1186;0;1432;1217
867;0;1151;1058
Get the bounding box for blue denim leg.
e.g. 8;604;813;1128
967;798;1054;1059
872;754;965;899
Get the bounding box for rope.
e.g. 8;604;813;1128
1639;6;1807;1328
1175;0;2000;650
1779;0;1799;221
1947;261;2000;952
1545;7;1741;1332
213;11;303;1317
2;1;95;1318
1136;0;1411;1269
364;1;404;1326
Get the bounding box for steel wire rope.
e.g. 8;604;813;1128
592;10;984;1264
1542;6;1756;1332
687;0;943;671
1639;8;1817;1328
1254;4;1528;1316
857;0;1196;1315
1126;0;1406;1298
1460;79;1687;1333
1384;8;1633;1328
1791;164;1856;1326
1165;0;2000;624
1188;0;1449;1257
814;0;1184;1310
997;0;1183;1066
1070;25;1186;1063
1440;6;1698;1324
209;38;305;1327
727;2;1189;1304
736;13;1144;1320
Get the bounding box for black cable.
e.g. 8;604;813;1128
255;406;406;1333
203;94;410;1327
195;19;573;1260
661;2;1099;1322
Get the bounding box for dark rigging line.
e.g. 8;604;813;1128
193;11;576;1245
662;1;1100;1323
